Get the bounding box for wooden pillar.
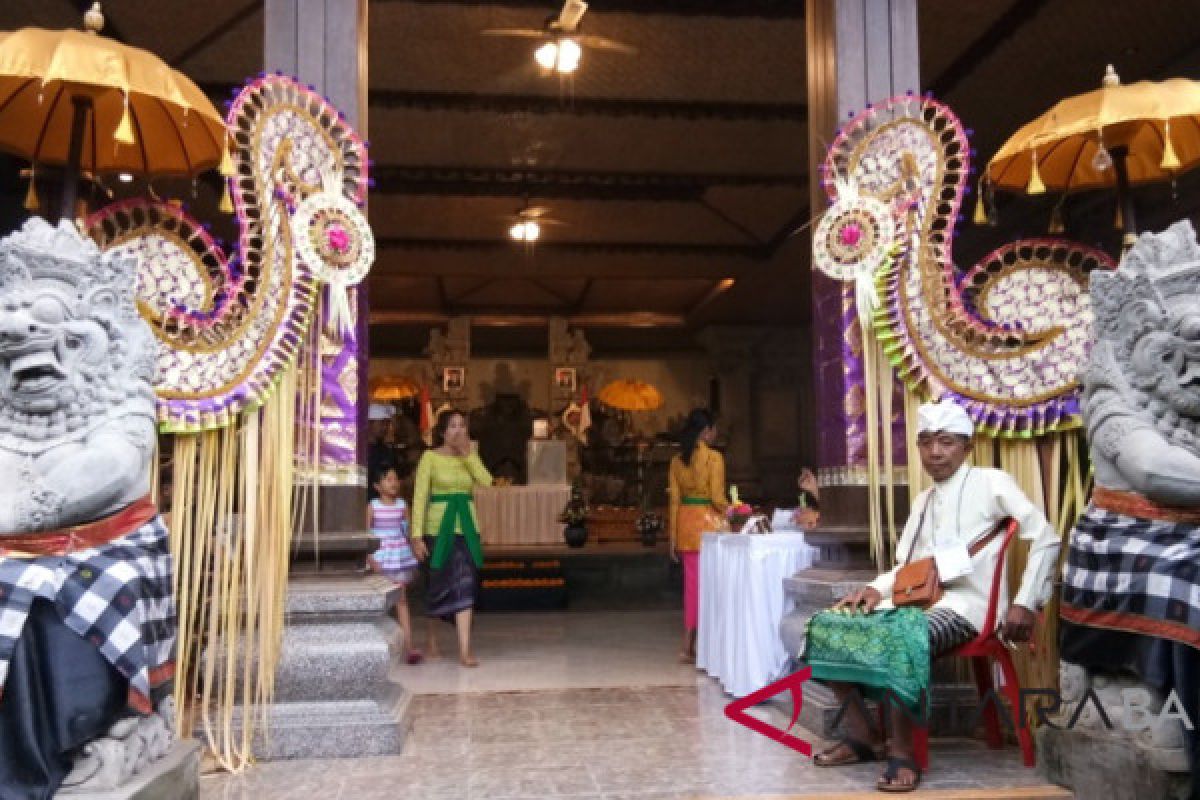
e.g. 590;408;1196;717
805;0;918;562
265;0;371;553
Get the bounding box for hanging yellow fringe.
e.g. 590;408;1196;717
972;177;988;226
218;141;237;214
114;95;136;146
24;171;38;212
218;179;234;214
1161;119;1181;171
1026;152;1046;195
1048;203;1065;234
171;365;299;772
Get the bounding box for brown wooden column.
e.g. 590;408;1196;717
804;0;918;566
265;0;371;558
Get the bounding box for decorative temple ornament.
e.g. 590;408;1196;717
814;93;1115;439
83;74;374;770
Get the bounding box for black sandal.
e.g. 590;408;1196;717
813;737;878;767
876;756;921;792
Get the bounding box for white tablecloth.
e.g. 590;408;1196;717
697;532;818;698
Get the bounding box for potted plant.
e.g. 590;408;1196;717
559;485;589;548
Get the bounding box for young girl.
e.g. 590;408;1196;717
368;466;423;664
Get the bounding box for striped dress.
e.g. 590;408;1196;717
370;498;418;584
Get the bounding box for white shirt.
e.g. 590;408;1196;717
867;463;1060;632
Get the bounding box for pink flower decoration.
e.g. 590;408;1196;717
325;223;351;254
839;222;862;247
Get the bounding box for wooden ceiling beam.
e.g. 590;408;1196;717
199;82;805;122
375;236;766;259
370;310;688;328
373;0;804;19
368;254;754;280
371;165;807;201
928;0;1051;99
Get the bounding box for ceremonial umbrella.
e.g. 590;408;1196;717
0;3;230;220
369;375;420;402
986;65;1200;243
597;379;663;412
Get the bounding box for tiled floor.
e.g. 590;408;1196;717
200;611;1067;799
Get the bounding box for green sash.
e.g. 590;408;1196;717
681;496;711;505
429;492;484;569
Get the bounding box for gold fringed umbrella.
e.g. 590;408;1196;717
0;3;231;220
369;375;420;401
986;65;1200;243
597;379;663;412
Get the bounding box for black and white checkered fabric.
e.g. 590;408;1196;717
1061;504;1200;643
0;515;175;711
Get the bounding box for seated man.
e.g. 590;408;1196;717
802;400;1060;793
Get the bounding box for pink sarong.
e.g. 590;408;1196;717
681;551;700;631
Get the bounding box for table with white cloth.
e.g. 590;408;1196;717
473;484;571;546
697;531;818;697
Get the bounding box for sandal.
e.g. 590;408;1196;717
813;737;879;767
876;756;921;792
405;650;424;665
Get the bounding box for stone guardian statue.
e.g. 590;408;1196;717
1042;220;1200;800
0;218;176;798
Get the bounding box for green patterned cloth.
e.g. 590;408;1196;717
802;607;930;712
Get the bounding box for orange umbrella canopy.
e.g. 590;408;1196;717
0;4;229;177
369;375;420;401
988;66;1200;194
597;379;663;412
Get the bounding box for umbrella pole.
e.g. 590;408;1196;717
58;96;92;225
1110;145;1138;248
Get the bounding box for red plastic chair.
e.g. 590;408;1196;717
905;517;1035;771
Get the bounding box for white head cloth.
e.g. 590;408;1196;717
916;399;974;437
368;402;394;421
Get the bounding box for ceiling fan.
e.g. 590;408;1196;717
481;0;636;74
504;202;566;243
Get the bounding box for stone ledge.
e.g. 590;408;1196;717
215;689;414;761
58;740;201;800
1038;723;1193;800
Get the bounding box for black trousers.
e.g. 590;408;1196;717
0;599;127;800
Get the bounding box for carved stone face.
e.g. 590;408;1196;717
0;218;154;441
1130;305;1200;419
0;282;112;414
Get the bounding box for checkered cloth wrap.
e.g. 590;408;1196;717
1060;503;1200;649
0;515;175;714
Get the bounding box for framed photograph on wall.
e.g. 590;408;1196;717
554;367;576;392
442;366;465;394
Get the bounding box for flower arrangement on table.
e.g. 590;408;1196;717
726;485;754;531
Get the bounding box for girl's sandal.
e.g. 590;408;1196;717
405;650;424;665
459;654;479;667
876;756;922;792
813;737;879;767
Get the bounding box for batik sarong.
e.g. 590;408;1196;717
802;607;930;712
